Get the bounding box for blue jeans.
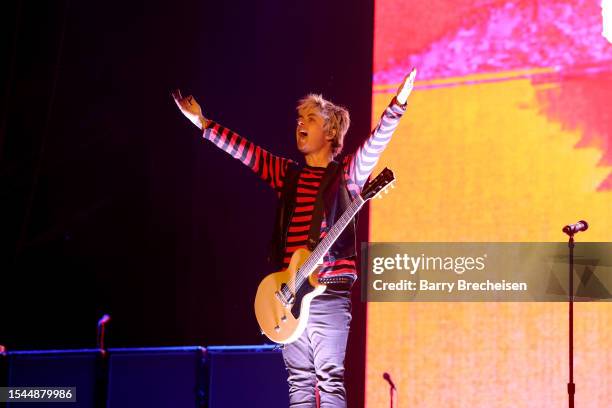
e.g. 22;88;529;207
282;287;352;408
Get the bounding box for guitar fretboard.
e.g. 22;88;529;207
293;196;365;287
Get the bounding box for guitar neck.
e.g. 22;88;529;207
298;195;365;279
293;167;395;288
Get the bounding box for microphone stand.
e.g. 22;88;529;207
383;373;397;408
567;235;575;408
97;314;111;357
390;384;397;408
561;220;588;408
95;315;111;408
0;344;7;391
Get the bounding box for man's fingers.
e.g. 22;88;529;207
406;68;416;84
395;68;417;104
171;91;191;112
171;89;202;115
171;89;181;102
402;68;416;82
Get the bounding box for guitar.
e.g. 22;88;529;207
254;167;396;344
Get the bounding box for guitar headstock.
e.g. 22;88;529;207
361;167;396;201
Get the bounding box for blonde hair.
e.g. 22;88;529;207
297;94;350;157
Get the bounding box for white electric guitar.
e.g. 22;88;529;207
254;167;396;344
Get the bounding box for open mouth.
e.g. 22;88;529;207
297;130;308;144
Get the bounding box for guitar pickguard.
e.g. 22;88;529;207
290;278;316;320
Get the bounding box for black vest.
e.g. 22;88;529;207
267;159;357;270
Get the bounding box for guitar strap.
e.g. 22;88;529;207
306;160;341;251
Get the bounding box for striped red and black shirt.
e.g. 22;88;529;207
201;98;407;282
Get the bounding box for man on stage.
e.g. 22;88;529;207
172;68;416;407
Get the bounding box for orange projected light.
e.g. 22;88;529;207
367;0;612;406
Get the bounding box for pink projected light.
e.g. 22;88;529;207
374;0;612;190
375;0;612;85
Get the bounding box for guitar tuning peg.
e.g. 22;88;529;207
384;189;389;194
377;195;383;199
390;183;396;188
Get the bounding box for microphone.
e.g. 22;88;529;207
98;314;111;327
383;372;396;390
97;314;111;354
562;220;589;236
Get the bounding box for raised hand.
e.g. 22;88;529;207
396;68;417;105
171;89;208;130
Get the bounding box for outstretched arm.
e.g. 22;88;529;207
346;68;416;193
172;89;293;191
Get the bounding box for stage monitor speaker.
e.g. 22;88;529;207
106;346;205;408
5;348;101;408
3;344;288;408
206;345;288;408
